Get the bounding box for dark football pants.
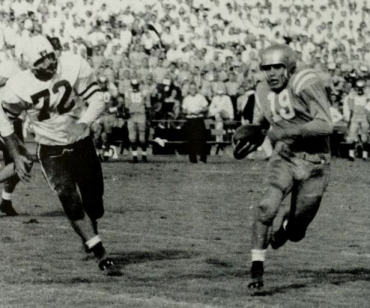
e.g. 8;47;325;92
257;153;330;241
38;137;104;221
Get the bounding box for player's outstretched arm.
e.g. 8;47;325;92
3;133;33;182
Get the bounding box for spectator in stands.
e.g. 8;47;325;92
117;69;132;95
142;73;158;109
104;59;116;84
208;88;234;155
137;57;151;83
182;82;209;163
225;71;240;115
152;56;167;84
211;72;226;99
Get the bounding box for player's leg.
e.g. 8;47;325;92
185;119;198;163
38;144;114;273
286;163;330;243
138;116;148;162
347;120;359;161
360;119;369;160
74;137;105;226
0;120;23;216
128;118;139;163
0;147;20;216
248;156;293;289
90;121;104;159
193;118;207;163
73;137;121;276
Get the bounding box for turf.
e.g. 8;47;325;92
0;154;369;308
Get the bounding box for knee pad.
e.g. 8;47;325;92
255;188;284;225
255;201;278;226
128;131;137;144
56;185;84;221
84;197;104;221
138;133;146;146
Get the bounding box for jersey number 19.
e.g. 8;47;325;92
268;89;295;122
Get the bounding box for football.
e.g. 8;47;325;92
232;125;266;160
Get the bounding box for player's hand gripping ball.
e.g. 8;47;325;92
232;125;266;160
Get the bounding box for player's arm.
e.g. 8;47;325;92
292;80;333;137
0;87;33;182
232;96;269;160
75;57;105;130
252;93;270;130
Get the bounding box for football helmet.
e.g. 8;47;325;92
260;44;296;91
22;35;58;82
98;75;109;91
131;79;140;92
355;79;365;95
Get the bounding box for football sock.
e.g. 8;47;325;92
86;235;101;250
92;242;106;259
251;249;266;262
363;151;368;159
282;219;288;230
2;191;12;201
132;151;138;157
142;151;147;157
349;149;355;158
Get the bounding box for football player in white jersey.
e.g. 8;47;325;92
0;35;122;276
0;39;29;216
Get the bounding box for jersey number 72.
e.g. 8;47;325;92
30;79;75;121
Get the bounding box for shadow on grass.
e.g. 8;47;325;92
110;249;199;267
37;210;65;217
252;267;370;297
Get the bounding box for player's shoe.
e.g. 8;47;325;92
142;155;148;163
0;200;18;216
270;225;289;250
98;257;123;276
133;156;139;163
247;261;264;289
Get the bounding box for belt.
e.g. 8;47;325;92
294;152;331;164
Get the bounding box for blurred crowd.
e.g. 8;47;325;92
1;0;370;136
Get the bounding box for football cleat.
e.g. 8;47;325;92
142;156;148;163
247;261;264;289
0;200;18;216
133;156;139;163
98;257;122;277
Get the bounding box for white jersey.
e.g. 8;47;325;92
0;54;104;145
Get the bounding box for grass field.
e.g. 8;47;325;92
0;152;369;308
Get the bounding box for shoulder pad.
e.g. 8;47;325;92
59;54;83;81
6;70;34;102
291;68;320;95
